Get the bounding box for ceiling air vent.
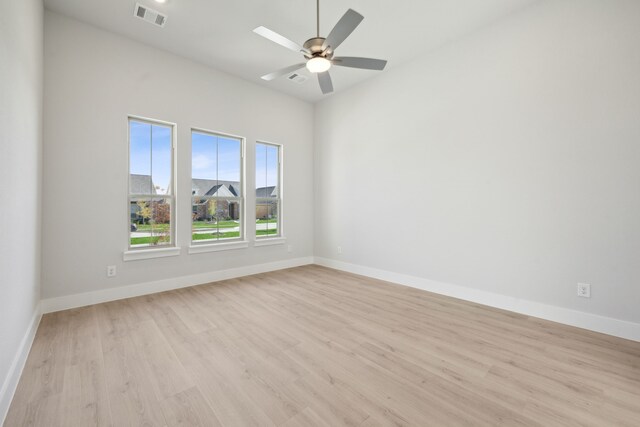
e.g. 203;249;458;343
134;3;168;28
287;73;308;84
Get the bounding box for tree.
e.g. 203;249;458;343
207;199;217;222
136;200;151;224
152;201;170;224
151;200;171;244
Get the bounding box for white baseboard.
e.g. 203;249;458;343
41;256;314;313
314;257;640;342
0;304;42;425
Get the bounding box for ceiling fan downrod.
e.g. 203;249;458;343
316;0;320;37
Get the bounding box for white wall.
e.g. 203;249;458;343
315;0;640;324
42;11;314;299
0;0;43;419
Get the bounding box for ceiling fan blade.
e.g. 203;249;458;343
332;56;387;71
322;9;364;52
253;26;309;54
261;63;306;81
318;71;333;94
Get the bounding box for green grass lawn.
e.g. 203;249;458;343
256;219;277;224
133;223;170;231
131;225;278;245
130;236;170;245
192;231;240;240
134;220;239;231
258;229;278;235
256;228;278;236
193;220;239;229
135;220;274;231
190;228;278;241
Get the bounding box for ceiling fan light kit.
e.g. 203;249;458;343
253;0;387;94
306;56;331;73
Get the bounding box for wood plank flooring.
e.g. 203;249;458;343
5;265;640;426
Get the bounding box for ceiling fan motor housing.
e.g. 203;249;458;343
303;37;333;58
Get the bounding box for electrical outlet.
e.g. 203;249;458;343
107;265;117;278
287;244;293;253
577;283;591;298
337;246;342;255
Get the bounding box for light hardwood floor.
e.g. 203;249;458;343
5;265;640;426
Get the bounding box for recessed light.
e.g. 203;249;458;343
154;0;167;3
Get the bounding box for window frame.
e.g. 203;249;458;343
255;141;283;240
126;116;177;251
190;127;246;246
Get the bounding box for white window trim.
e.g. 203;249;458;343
124;246;181;261
255;141;283;240
126;116;178;254
253;237;286;247
190;128;246;246
188;240;249;254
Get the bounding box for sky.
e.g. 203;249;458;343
255;142;279;192
130;120;278;194
130;120;172;194
192;131;241;182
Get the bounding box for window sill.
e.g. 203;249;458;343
188;240;249;254
254;237;286;247
123;246;181;261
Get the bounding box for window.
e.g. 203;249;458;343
255;142;281;238
191;130;244;243
128;118;175;248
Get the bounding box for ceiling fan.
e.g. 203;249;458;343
253;0;387;94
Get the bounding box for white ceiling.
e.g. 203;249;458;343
44;0;536;103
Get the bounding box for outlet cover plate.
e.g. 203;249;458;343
107;265;117;278
577;283;591;298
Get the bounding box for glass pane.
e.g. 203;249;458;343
151;125;172;195
256;199;278;237
150;198;172;245
192;131;220;200
129;120;152;195
192;131;217;181
256;143;278;198
191;131;243;243
130;198;172;247
255;143;267;190
266;144;279;197
218;136;241;185
192;198;241;242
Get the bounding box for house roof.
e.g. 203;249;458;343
129;174;156;195
192;179;240;197
191;179;216;196
205;184;236;197
256;186;277;198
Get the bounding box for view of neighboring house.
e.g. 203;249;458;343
129;174;157;221
256;186;277;198
129;175;277;223
130;173;157;195
256;186;278;219
191;178;278;221
191;178;241;221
